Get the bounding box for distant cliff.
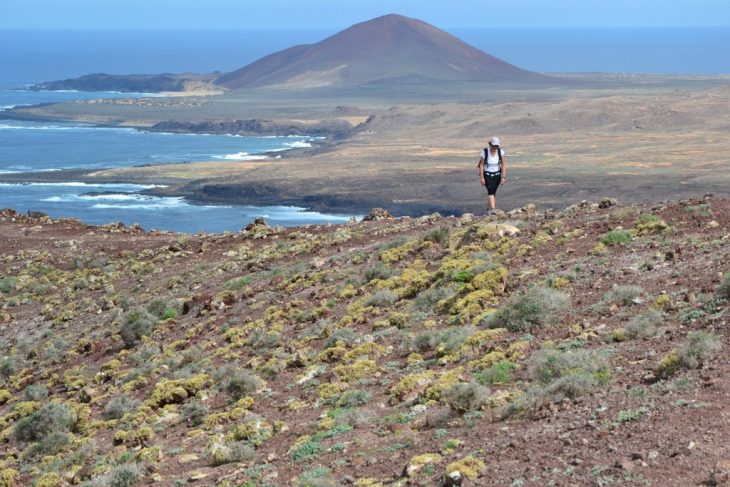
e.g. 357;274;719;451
29;72;220;93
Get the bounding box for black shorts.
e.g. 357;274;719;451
484;172;501;195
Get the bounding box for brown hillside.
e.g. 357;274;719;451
215;14;548;89
0;197;729;485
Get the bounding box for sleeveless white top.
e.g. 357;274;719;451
481;148;505;173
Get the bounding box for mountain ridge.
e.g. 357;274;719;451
215;14;550;90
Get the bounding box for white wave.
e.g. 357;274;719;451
212;152;270;161
91;197;186;210
80;193;147;201
284;140;312;148
0;182;166;190
0;123;139;133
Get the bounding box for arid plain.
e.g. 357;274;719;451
4;74;730;217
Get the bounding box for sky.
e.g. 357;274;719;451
1;0;729;29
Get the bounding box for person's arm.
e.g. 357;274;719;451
478;157;485;186
501;153;507;184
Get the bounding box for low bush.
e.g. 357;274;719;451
21;430;71;460
83;463;143;487
718;272;730;299
599;285;644;307
484;286;569;332
292;440;323;463
335;389;371;408
363;263;395;283
409;326;474;355
474;361;517;385
503;348;611;417
120;307;158;348
224;369;261;400
324;328;359;348
677;331;722;369
14;402;78;443
23;384;49;402
0;276;16;294
443;382;491;413
599;229;632;246
364;290;398;308
224;276;253;291
181;400;209;426
211;441;256;466
102;394;139;420
625;309;663;339
412;283;459;313
421;227;450;247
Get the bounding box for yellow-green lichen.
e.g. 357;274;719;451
333;359;378;383
145;374;211;408
446;455;486;480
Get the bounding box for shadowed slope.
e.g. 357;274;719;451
216;14;549;89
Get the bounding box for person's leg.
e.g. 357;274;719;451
488;195;496;210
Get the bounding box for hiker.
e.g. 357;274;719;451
478;136;507;215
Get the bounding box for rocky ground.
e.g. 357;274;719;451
0;196;728;486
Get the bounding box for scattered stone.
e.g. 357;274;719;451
244;217;268;230
362;208;393;221
188;471;208;481
599;197;620;209
460;213;474;224
178;454;199;464
442;470;463;487
615;458;635;472
27;210;48;218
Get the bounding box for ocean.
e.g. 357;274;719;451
1;27;728;232
0;88;350;232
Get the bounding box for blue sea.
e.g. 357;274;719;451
0;27;728;232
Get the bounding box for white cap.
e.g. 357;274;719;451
489;136;500;146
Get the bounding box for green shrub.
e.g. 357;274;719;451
625;309;663;339
409;326;474;355
474;361;517;385
0;276;17;294
224;369;261;400
451;270;473;283
718;273;730;299
502;348;612;416
599;229;632;246
363;263;394;283
364;290;398;308
324;328;358;348
421;227;450;247
102;395;139;420
83;463;143;487
21;430;71;460
224;276;253;291
23;385;49;402
292;440;322;463
211;441;256;466
335;389;371;408
412;283;459;313
599;285;644;307
677;332;721;369
484;286;569;332
443;382;491;413
120;307;158;348
14;402;78;443
246;329;280;350
181;400;209;426
295;467;338;487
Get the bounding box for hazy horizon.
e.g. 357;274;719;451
1;0;729;29
2;27;729;86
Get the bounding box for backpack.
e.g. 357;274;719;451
477;147;503;172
